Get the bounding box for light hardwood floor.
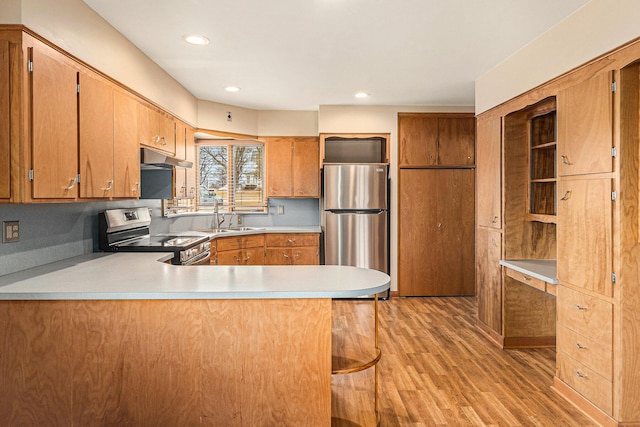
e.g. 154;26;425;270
331;297;596;426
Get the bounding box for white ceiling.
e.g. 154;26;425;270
83;0;590;111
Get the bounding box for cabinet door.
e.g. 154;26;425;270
113;90;140;198
79;72;114;198
292;247;319;265
398;115;438;166
398;169;475;296
174;122;188;198
476;115;502;228
557;178;612;297
30;43;78;199
476;228;502;334
0;40;10;199
292;137;319;197
265;248;292;265
438;117;475;166
138;103;176;155
185;126;197;198
266;137;293;197
557;71;613;176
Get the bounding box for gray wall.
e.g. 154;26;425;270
0;199;320;276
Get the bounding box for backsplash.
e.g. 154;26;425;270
0;198;320;276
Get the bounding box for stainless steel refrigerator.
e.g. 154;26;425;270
323;164;389;296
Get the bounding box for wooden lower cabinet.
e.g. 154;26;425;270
398;168;475;296
264;233;319;265
213;234;265;265
476;228;502;337
212;233;320;266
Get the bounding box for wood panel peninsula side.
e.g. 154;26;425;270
0;253;390;426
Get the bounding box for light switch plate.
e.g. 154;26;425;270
3;220;19;243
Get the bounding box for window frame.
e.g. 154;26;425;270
196;140;266;213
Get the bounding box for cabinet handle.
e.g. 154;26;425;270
560;190;572;201
491;216;499;224
63;177;77;191
490;237;498;248
244;253;252;262
132;182;140;194
574;341;588;350
294;251;301;258
522;275;532;281
282;253;289;259
560;155;573;166
574;369;588;379
573;303;588;311
287;238;295;244
101;180;113;191
437;223;443;231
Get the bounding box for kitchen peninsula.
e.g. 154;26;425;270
0;253;390;426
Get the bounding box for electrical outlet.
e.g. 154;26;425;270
226;111;232;121
3;220;19;243
277;205;285;215
236;215;243;225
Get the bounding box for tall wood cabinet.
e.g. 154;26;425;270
398;113;475;296
476;43;640;424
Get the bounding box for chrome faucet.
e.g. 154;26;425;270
212;198;225;229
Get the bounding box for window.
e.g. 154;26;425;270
197;142;266;212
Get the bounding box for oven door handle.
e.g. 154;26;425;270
183;251;211;265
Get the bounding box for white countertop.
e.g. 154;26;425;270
499;259;557;284
0;253;390;300
180;225;322;239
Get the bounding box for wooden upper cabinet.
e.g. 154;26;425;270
79;72;114;198
476;115;502;228
266;137;292;196
557;177;613;297
557;71;613;176
398;113;475;167
113;90;140;198
292;137;319;197
173;121;197;199
399;115;438;166
30;41;79;199
0;40;10;199
185;126;197;198
437;117;475;165
266;136;319;198
137;102;176;156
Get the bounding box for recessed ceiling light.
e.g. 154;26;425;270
182;34;210;46
225;86;241;93
355;92;370;99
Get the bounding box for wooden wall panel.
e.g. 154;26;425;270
0;298;332;426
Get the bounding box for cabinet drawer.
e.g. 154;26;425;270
557;286;612;343
216;235;265;251
557;325;612;381
557;352;612;415
505;268;546;293
217;248;264;265
265;233;319;247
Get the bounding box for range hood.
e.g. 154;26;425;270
140;147;193;169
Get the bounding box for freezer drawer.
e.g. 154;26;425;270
324;210;388;274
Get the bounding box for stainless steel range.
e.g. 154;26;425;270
98;207;211;265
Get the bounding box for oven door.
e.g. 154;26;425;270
182;250;211;265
